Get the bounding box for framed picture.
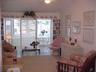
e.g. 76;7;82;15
83;28;94;44
83;10;95;26
63;26;71;38
72;21;81;34
65;15;71;26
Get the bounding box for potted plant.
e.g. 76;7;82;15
22;11;36;18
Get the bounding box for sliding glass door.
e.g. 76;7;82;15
21;19;36;49
12;18;21;57
12;18;37;57
4;18;13;43
3;18;53;57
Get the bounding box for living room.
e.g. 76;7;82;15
0;0;96;72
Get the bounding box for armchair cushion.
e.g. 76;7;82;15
3;40;15;52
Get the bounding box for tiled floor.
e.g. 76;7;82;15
22;56;59;72
20;45;61;72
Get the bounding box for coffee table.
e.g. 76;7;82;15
22;48;40;55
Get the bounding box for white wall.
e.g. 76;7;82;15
61;0;96;54
0;0;2;71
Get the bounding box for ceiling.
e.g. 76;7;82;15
1;0;72;12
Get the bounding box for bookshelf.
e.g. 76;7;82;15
53;19;60;39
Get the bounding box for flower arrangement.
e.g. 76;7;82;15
69;37;77;46
30;41;40;48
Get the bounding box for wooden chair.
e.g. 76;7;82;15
57;50;96;72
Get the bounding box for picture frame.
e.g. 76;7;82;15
83;28;94;44
65;15;71;26
83;10;95;26
72;21;81;34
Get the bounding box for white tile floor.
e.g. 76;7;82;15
22;56;59;72
20;45;61;72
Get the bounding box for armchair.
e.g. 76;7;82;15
2;40;17;64
57;50;96;72
50;36;64;56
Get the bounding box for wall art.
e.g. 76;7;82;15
72;21;81;34
83;28;94;44
83;10;95;26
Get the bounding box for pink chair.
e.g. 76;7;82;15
50;36;64;56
